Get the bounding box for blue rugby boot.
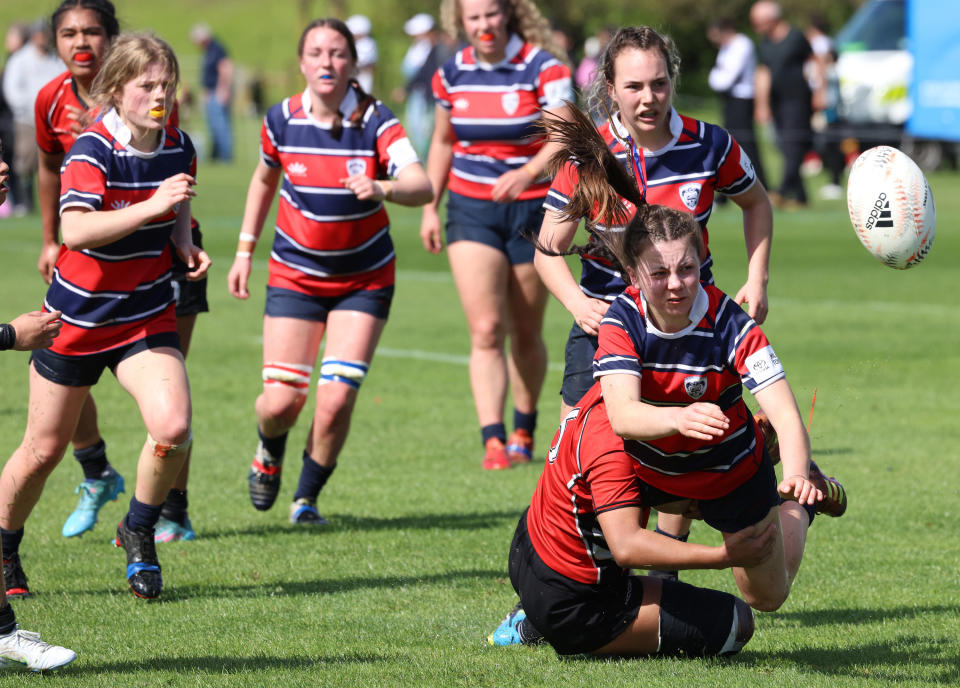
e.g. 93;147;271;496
62;469;125;537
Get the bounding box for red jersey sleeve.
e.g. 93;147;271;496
34;80;63;155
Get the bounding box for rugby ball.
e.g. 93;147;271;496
846;146;936;269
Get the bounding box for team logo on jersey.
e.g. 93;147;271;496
678;182;702;211
346;158;367;176
453;97;469;111
288;161;308;177
683;375;708;400
110;200;130;210
501;92;519;116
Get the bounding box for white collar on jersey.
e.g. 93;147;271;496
300;84;360;125
474;33;524;69
101;108;166;158
610;107;683;155
639;283;709;339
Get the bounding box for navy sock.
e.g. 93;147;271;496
513;409;537;435
258;427;288;462
125;497;162;532
293;452;335;502
0;604;15;636
74;440;110;481
0;528;23;561
481;423;506;446
160;489;188;525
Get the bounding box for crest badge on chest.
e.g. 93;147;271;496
683;375;707;400
346;158;367;177
678;182;702;211
501;92;519;116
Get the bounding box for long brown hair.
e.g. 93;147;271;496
91;33;178;113
535;102;702;273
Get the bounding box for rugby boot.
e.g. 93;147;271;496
248;440;283;510
115;520;162;599
505;430;534;465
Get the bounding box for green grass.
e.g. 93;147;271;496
0;152;958;686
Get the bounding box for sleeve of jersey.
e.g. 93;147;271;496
732;321;785;394
536;59;574;110
59;139;106;213
587;450;645;515
34;86;61;155
259;112;281;168
594;299;643;379
715;130;756;196
543;161;576;213
374;105;419;176
183;132;198;177
431;68;451;110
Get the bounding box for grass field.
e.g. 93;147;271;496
0;138;957;686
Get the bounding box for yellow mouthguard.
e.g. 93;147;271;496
149;108;165;119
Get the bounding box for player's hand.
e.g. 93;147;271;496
420;207;444;254
10;310;62;351
227;253;252;299
721;521;777;568
176;244;211;281
778;474;822;507
65;104;93;137
491;167;534;203
37;242;61;284
149;173;196;218
734;280;769;324
674;403;730;440
571;297;610;336
340;174;385;202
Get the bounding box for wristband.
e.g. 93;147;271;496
236;251;252;259
380;181;393;201
238;232;257;243
0;323;15;351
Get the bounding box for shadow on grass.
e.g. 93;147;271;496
198;509;525;540
811;446;853;456
63;567;506;600
72;652;389;676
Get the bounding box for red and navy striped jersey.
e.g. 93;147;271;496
526;385;651;585
47;109;195;355
544;109;757;300
432;34;572;201
592;283;782;499
260;88;418;297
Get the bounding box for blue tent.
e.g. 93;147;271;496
907;0;960;142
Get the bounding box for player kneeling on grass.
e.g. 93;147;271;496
0;34;210;601
488;172;845;655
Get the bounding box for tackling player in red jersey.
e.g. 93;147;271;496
227;18;432;526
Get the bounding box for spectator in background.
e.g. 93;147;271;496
346;15;377;94
805;13;844;201
189;22;233;162
707;17;768;191
393;13;452;160
1;20;64;215
751;0;813;209
0;24;30;217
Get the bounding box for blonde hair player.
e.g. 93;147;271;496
0;33;210;601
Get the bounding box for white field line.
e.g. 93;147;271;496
376;346;564;371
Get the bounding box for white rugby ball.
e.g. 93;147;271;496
846;145;936;269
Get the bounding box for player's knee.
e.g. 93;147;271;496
147;430;192;459
318;358;368;392
20;436;69;475
657;579;754;657
262;362;312;422
469;318;506;350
